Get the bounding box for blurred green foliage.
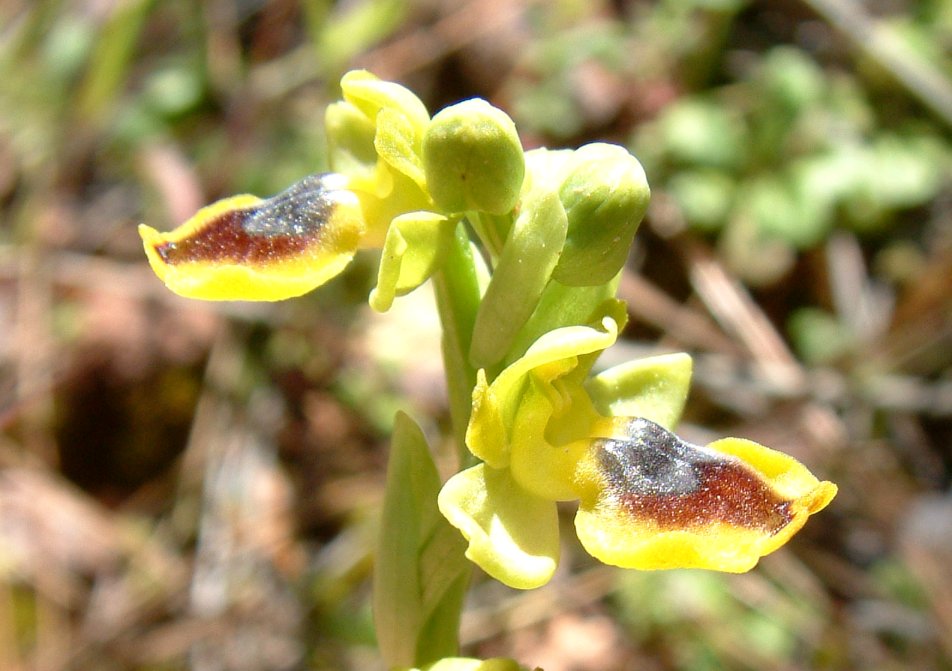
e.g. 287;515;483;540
508;0;952;286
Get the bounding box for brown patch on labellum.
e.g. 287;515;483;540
155;174;338;265
596;418;793;534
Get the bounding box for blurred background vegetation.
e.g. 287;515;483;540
1;0;950;669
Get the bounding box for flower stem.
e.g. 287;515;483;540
432;220;483;466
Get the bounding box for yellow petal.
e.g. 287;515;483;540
508;383;590;502
574;419;836;572
140;173;364;301
466;369;509;468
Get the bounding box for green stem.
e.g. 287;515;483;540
432;220;483;466
466;210;504;261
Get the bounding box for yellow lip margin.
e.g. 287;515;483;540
139;185;365;302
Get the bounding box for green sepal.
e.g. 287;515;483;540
374;412;470;668
437;463;559;590
469;187;567;368
370;211;456;312
586;352;693;430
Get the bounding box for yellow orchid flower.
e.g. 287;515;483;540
140;71;438;302
439;313;836;589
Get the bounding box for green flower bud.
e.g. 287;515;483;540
552;143;650;286
423;99;525;215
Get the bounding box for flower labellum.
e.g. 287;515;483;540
139;173;365;301
575;418;837;573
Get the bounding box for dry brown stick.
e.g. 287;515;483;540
177;329;303;671
826;232;893;344
618;269;741;355
686;244;794;365
683;242;806;396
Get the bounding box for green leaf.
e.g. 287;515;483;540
308;0;407;72
760;46;825;112
720;207;797;285
469;187;568;368
745;175;829;249
76;0;152;125
787;308;854;364
668;169;734;233
864;134;946;210
374;413;470;668
659;97;745;170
